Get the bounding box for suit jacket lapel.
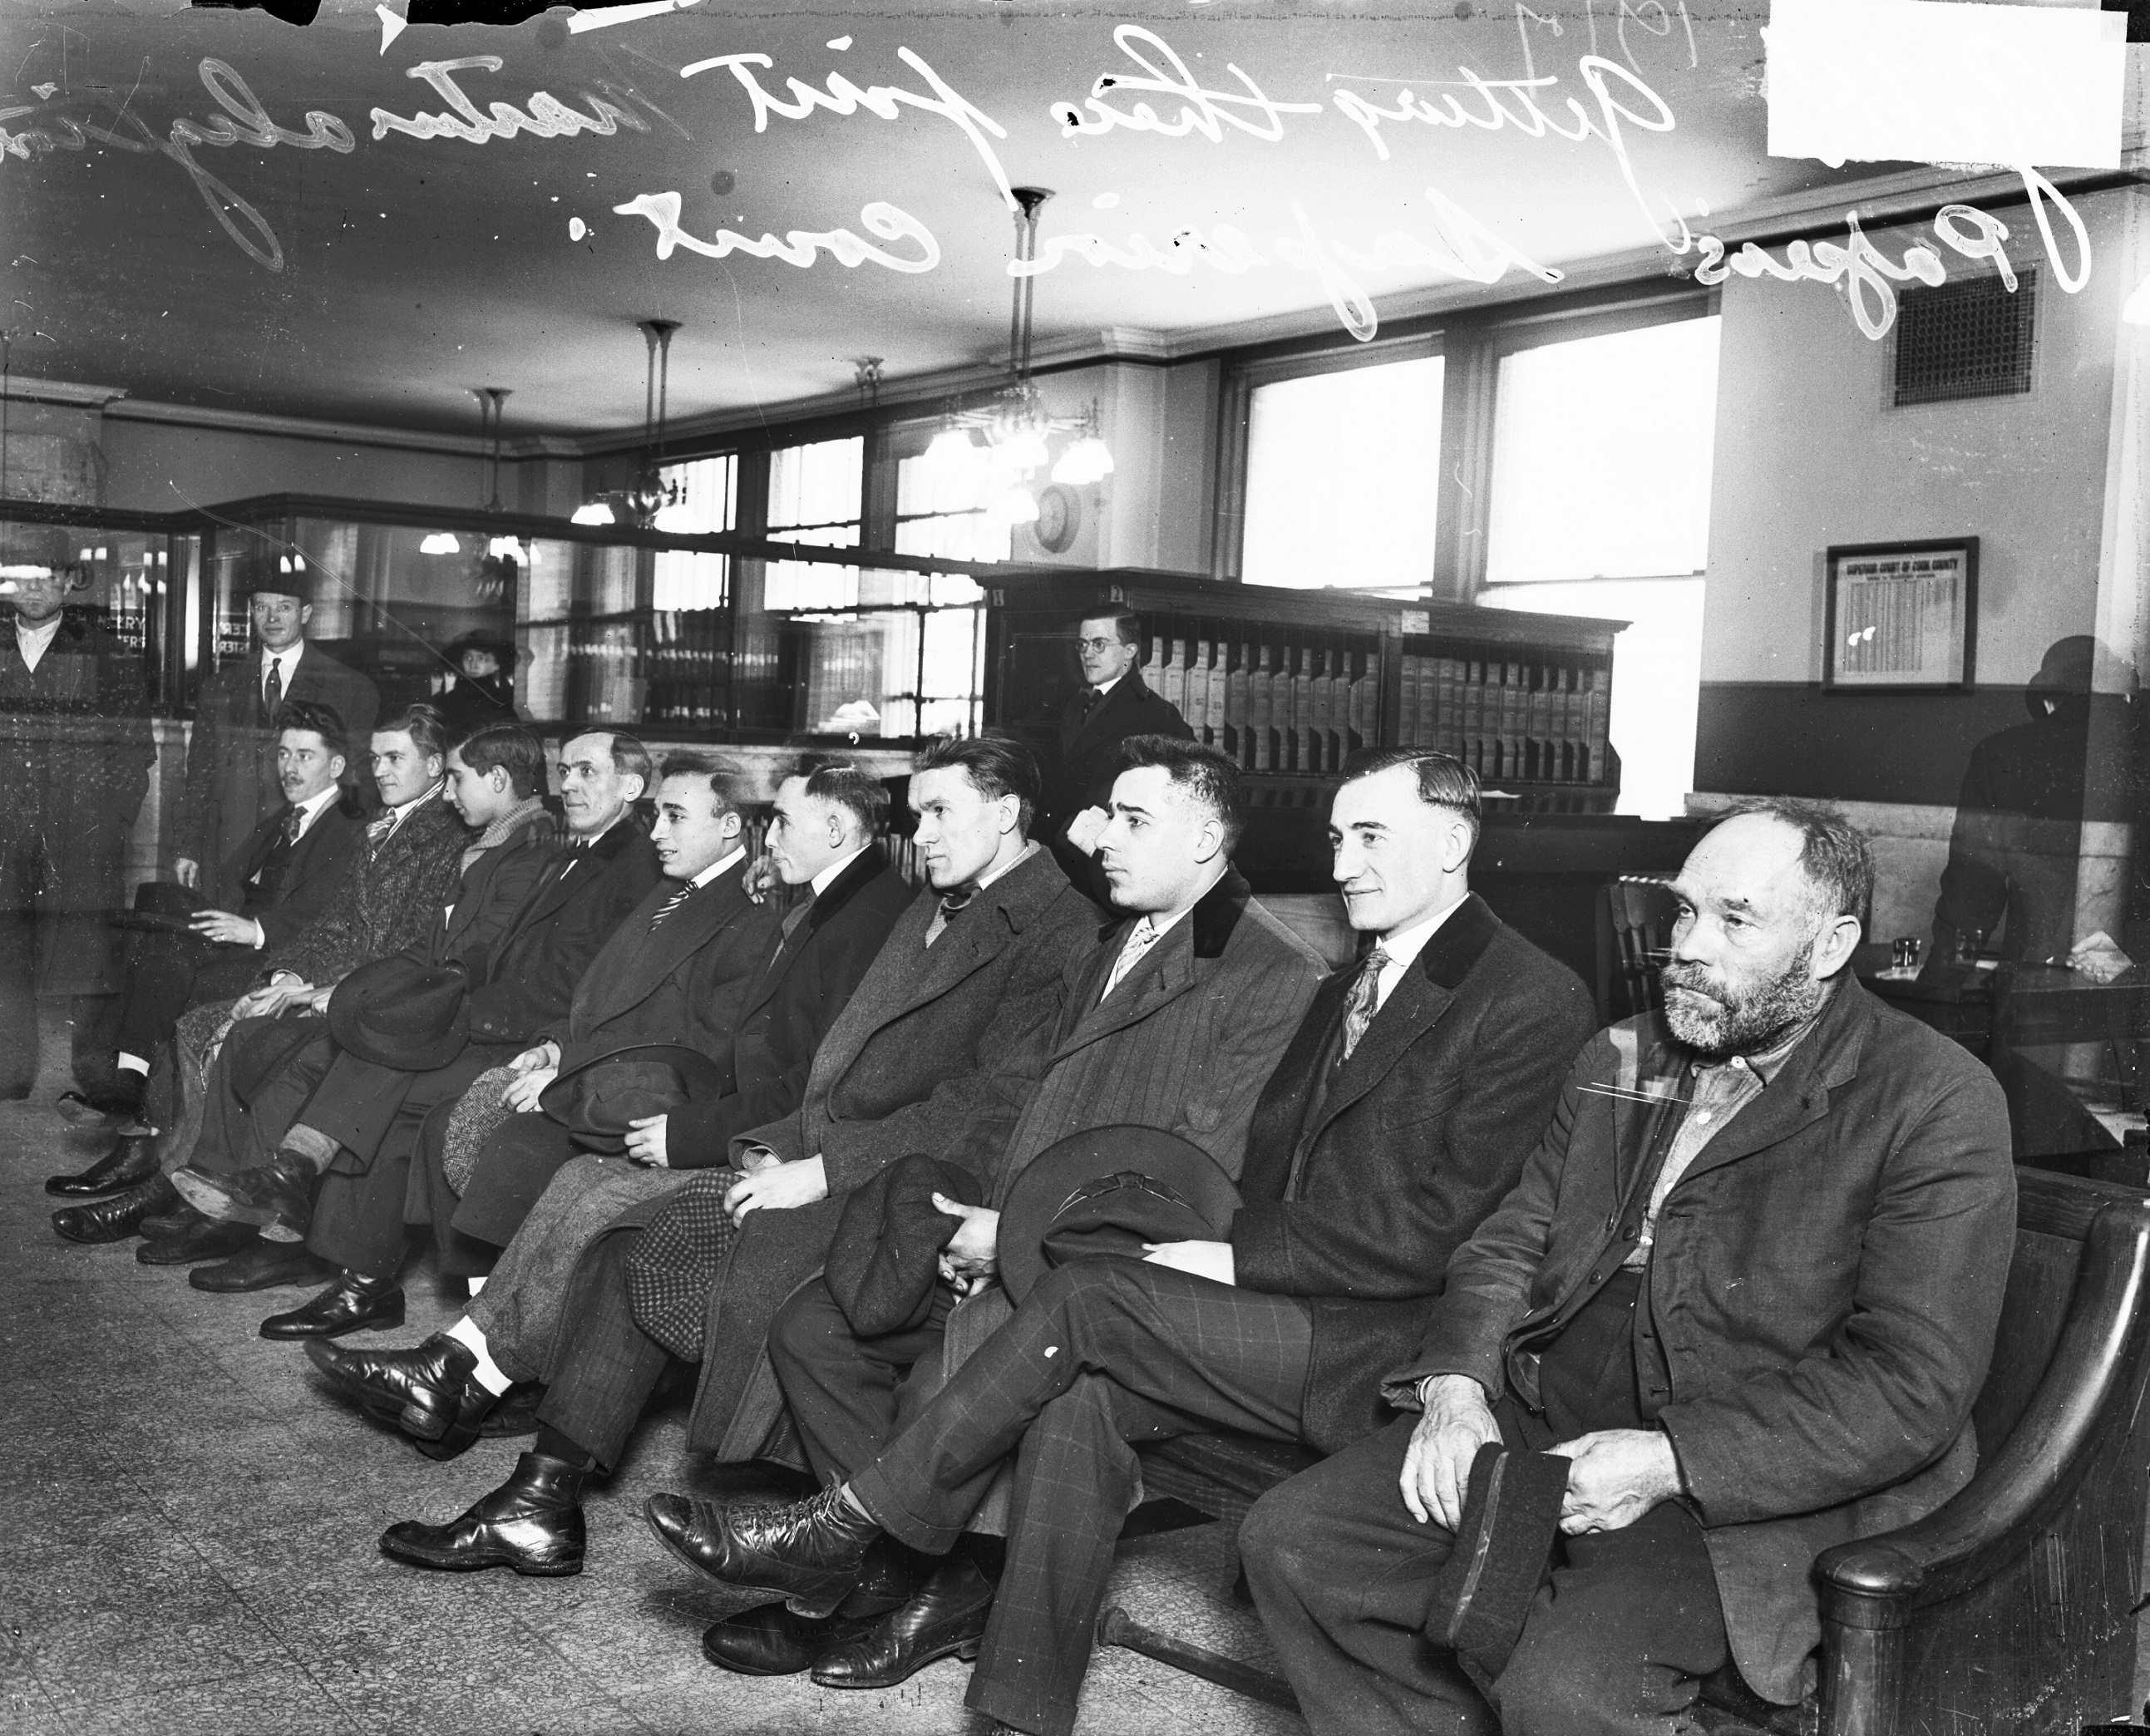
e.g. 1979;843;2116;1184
501;814;638;941
739;846;885;1020
1665;985;1872;1190
1309;968;1452;1140
581;867;752;1027
1066;673;1141;758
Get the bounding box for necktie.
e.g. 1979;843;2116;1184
282;806;303;846
648;880;696;930
1078;686;1103;724
1101;916;1161;1002
261;656;283;726
1337;947;1392;1063
780;893;814;942
925;883;978;947
364;811;397;858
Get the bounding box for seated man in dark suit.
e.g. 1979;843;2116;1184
639;748;1595;1735
46;699;363;1164
1042;611;1193;904
1238;800;2017;1736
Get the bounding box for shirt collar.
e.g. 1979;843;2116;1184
292;784;340;827
1089;671;1127;699
1370;892;1468;975
1131;861;1228;947
809;842;870;900
388;780;443;821
1690;982;1837;1085
970;839;1038;897
16;613;62;646
688;846;746;890
261;643;303;674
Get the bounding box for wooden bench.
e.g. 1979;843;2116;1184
1104;1168;2150;1735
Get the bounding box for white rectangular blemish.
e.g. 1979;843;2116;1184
1765;0;2125;171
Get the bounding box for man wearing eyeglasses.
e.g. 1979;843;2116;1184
1040;611;1191;904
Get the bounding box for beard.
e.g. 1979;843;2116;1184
1661;935;1823;1058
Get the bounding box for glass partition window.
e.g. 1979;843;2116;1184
652;454;736;612
895;438;1014;565
767;437;864;609
1484;316;1721;584
1240;355;1444;590
0;520;180;704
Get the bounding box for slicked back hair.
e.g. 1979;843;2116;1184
376;703;451;765
273;698;348;763
1721;796;1876;920
455;724;546;798
788;756;890;837
1339;747;1482;850
915;734;1042;838
1115;733;1245;851
565;728;653;794
655;750;753;817
1077;609;1143;651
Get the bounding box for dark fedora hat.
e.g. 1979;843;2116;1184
539;1041;727;1154
997;1125;1242;1304
445;628;519;668
109;880;207;935
325;955;470;1072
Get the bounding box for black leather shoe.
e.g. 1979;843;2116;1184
259;1272;404;1340
56;1083;143;1125
303;1333;496;1459
479;1381;545;1440
137;1218;259;1266
140;1199;206;1241
378;1451;587;1576
644;1484;879;1620
811;1555;995;1689
700;1604;875;1676
46;1132;160;1198
52;1173;178;1244
170;1152;316;1240
189;1240;336;1294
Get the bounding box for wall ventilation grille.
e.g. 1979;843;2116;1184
1891;268;2037;408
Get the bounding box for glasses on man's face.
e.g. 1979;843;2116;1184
1077;638;1120;654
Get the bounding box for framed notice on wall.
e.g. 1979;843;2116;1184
1822;538;1980;691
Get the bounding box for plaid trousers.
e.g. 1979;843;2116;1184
846;1258;1314;1736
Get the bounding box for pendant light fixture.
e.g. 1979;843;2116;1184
927;188;1114;529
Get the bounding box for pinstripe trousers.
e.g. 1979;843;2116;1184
840;1259;1314;1736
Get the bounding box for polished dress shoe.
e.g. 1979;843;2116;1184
52;1173;178;1244
811;1555;995;1689
46;1132;160;1198
170;1153;316;1240
644;1483;879;1619
138;1216;258;1266
188;1240;336;1294
304;1333;495;1459
479;1381;545;1439
378;1451;587;1576
259;1271;404;1340
141;1199;206;1240
701;1604;875;1676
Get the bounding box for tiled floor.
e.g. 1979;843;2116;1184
2;1060;1303;1736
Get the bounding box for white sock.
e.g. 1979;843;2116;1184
466;1275;487;1296
116;1053;150;1076
445;1314;514;1396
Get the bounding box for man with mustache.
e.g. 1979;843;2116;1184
1236;799;2016;1734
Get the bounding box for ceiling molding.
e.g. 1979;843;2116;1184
1;377;131;410
99;397;588;462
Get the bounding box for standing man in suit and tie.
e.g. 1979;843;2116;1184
1042;613;1192;904
0;530;155;1103
44;701;366;1190
175;579;378;914
643;751;1594;1732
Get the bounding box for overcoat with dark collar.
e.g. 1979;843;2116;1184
179;643;379;910
448;861;782;1248
262;789;467;992
1233;892;1595;1455
1388;975;2016;1705
666;846;1097;1453
663;844;916;1168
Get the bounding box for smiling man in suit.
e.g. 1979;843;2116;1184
1239;801;2015;1736
1041;612;1192;904
175;581;378;911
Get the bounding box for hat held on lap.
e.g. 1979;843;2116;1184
538;1042;728;1154
996;1125;1241;1304
325;956;471;1072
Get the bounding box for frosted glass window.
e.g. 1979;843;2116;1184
652;454;735;612
1485;317;1720;584
767;437;864;610
1241;357;1443;590
895;445;1013;566
1480;577;1704;820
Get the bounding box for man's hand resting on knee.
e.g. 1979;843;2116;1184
502;1042;560;1113
724;1155;826;1222
1546;1429;1684;1534
1401;1374;1503;1530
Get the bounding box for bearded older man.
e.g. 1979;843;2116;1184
1239;797;2016;1735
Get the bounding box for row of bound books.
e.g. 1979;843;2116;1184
1396;653;1610;786
1147;634;1383;776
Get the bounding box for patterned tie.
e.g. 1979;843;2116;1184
1337;947;1391;1063
281;806;303;846
648;880;696;931
1101;915;1161;1002
364;811;397;858
260;656;283;726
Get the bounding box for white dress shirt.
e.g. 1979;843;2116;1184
261;644;303;705
1360;893;1469;1020
14;614;62;673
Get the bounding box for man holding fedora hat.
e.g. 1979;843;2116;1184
642;747;1592;1736
0;525;155;1104
174;575;377;915
162;723;566;1329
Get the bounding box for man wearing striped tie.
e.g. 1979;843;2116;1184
642;747;1596;1736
